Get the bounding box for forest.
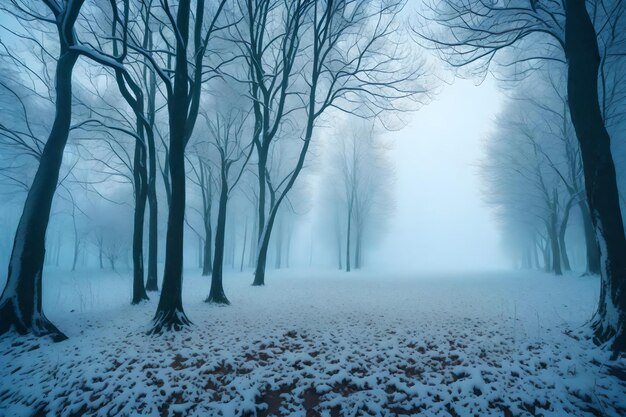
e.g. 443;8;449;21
0;0;625;416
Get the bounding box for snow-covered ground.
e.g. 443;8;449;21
1;269;625;417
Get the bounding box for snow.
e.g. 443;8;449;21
1;268;625;416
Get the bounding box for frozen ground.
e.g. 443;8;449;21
0;268;625;417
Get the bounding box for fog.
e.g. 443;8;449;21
374;77;506;271
3;1;626;415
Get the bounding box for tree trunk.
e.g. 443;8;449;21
558;198;574;272
548;213;563;276
150;0;192;333
131;129;150;304
256;151;267;245
579;200;601;275
0;53;78;341
206;169;230;304
565;0;626;351
151;133;190;331
202;221;212;276
145;64;159;292
252;225;271;286
200;161;213;276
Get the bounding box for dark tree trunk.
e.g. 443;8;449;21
145;78;159;292
579;201;601;275
252;225;271;286
202;223;212;276
200;161;213;276
565;0;626;351
161;152;172;207
150;0;193;333
253;198;277;286
206;170;230;304
151;132;190;331
131;122;149;304
256;151;267;245
548;213;562;276
0;52;78;341
558;198;574;272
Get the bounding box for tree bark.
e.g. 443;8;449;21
205;168;230;304
565;0;626;351
548;211;562;276
202;221;212;276
579;200;601;275
145;61;159;292
252;225;272;286
150;0;193;333
256;150;267;247
131;123;149;304
0;52;78;341
199;161;213;276
558;198;574;272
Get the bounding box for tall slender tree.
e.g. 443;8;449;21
0;0;92;341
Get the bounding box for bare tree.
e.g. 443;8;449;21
251;0;428;285
201;109;253;305
188;150;216;277
0;0;103;341
323;120;394;271
145;0;229;332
